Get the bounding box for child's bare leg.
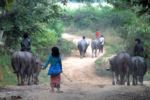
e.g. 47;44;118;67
56;84;60;92
50;83;54;92
56;84;63;93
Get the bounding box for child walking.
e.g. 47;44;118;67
43;47;63;93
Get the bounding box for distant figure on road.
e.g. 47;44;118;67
95;31;101;39
133;38;144;57
20;33;31;52
99;35;104;53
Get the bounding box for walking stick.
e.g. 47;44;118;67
62;73;72;82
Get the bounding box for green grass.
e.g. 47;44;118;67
38;68;50;84
0;67;17;86
0;54;17;86
94;45;115;78
144;61;150;80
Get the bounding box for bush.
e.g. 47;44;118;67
57;39;76;56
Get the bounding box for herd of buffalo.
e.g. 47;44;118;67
110;52;147;86
77;37;103;58
77;38;147;86
11;38;147;86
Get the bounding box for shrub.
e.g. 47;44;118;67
57;39;76;56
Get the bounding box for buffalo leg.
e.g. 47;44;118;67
120;73;125;85
116;73;120;85
112;72;115;85
83;49;86;57
81;51;84;58
132;74;136;85
135;76;138;85
132;74;137;85
127;73;130;86
27;73;32;85
98;46;101;53
79;50;83;58
95;49;97;57
32;73;38;85
92;49;94;58
17;73;21;85
20;74;24;85
99;45;101;53
139;76;144;86
101;45;103;53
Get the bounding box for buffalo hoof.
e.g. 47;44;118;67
132;83;136;86
34;82;39;85
116;81;120;85
112;82;115;85
17;83;21;86
28;82;31;85
132;82;137;86
80;56;83;59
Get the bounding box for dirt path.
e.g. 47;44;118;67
0;33;150;100
61;33;110;85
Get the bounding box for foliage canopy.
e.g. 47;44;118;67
0;0;63;49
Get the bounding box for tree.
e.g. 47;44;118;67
107;0;150;15
0;0;63;48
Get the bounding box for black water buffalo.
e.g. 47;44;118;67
131;56;147;85
11;51;42;85
91;39;99;57
77;39;89;58
91;38;102;57
109;52;132;85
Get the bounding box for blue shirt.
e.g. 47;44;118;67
43;54;62;70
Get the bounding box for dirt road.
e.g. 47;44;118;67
0;33;150;100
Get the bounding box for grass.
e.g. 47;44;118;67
38;69;49;84
94;46;114;78
0;54;17;86
144;61;150;80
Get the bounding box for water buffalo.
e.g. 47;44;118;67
32;57;43;84
77;39;89;58
109;52;132;85
131;56;147;85
11;51;42;85
91;38;102;57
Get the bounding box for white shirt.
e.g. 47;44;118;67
99;37;104;45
